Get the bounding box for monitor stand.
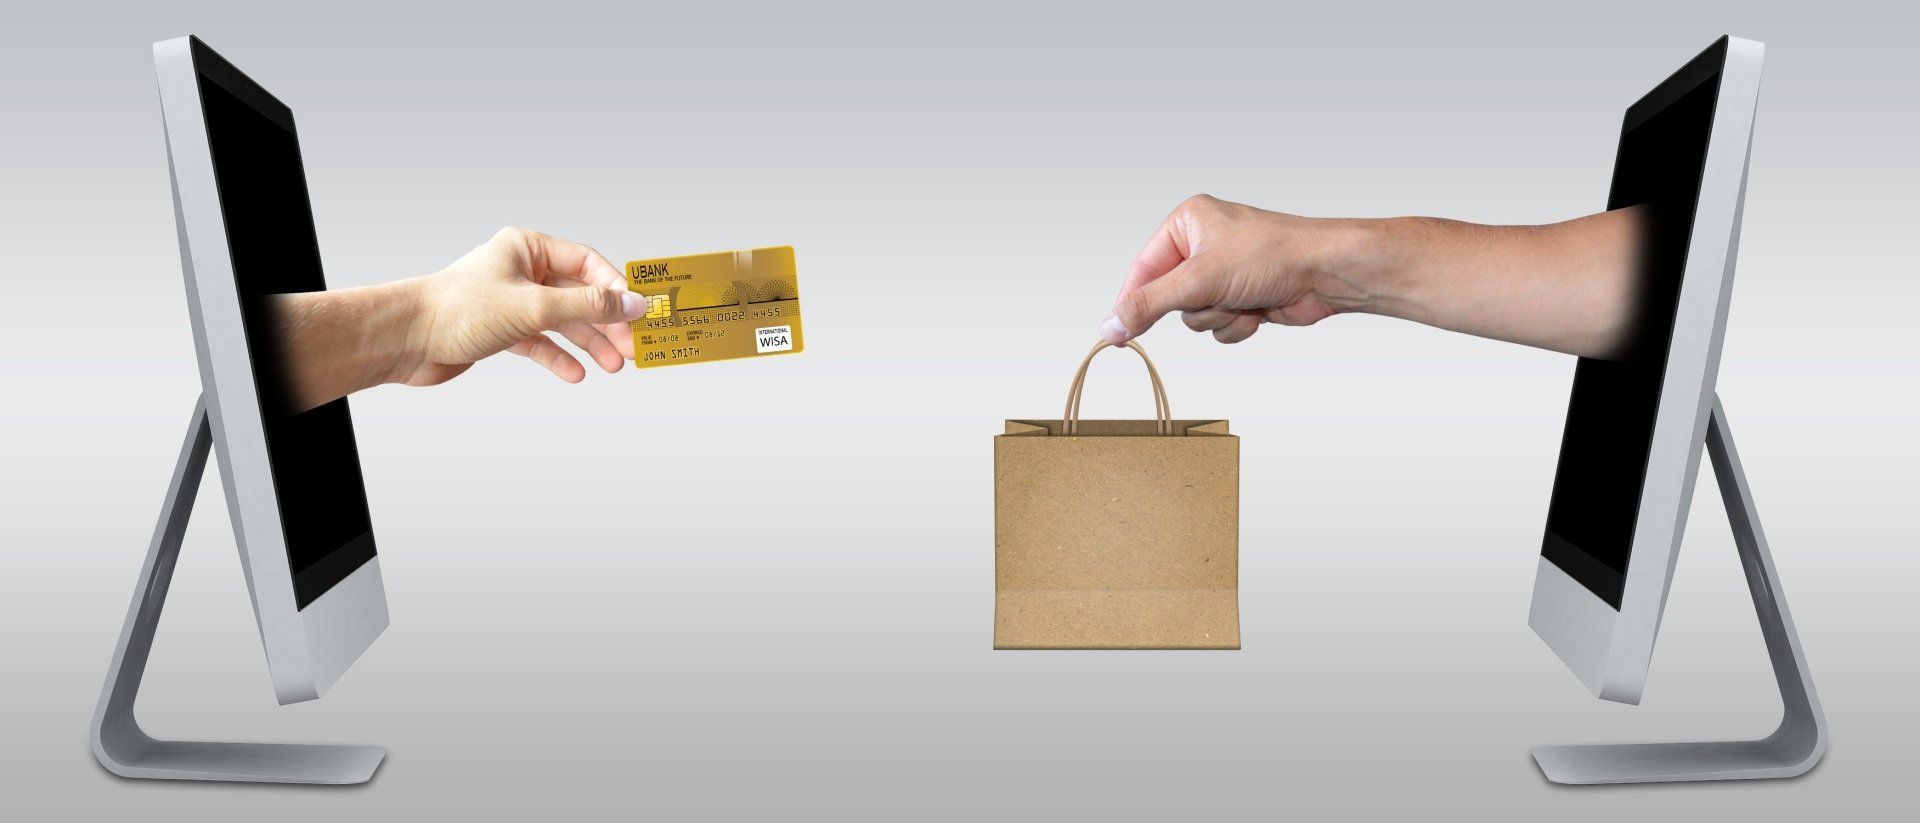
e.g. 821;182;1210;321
1533;394;1827;784
90;395;386;784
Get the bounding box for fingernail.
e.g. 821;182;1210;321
1098;314;1130;344
620;291;646;319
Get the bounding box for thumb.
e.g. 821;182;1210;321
1101;260;1218;343
539;284;647;329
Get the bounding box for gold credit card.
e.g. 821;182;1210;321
624;246;803;369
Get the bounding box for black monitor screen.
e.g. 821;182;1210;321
1539;41;1725;610
195;41;377;610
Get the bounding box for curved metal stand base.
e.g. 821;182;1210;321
90;396;386;784
96;740;386;785
1533;397;1826;784
1534;738;1819;785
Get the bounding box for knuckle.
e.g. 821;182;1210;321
1174;194;1224;229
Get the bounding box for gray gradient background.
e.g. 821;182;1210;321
2;0;1915;819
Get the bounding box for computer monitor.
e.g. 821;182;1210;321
1526;36;1825;784
89;35;387;784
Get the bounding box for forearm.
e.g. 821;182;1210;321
1319;207;1644;359
271;279;425;413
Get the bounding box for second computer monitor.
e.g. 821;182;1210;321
157;35;389;704
1528;36;1765;704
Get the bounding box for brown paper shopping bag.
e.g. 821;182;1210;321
994;340;1240;650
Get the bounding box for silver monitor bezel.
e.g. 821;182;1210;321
1528;36;1765;704
154;35;388;705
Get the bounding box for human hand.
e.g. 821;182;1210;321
1100;195;1360;345
396;227;645;387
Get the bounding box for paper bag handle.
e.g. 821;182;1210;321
1063;340;1172;436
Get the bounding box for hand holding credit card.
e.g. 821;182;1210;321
624;246;805;369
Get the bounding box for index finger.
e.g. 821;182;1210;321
513;229;628;292
1116;207;1194;302
515;230;635;361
